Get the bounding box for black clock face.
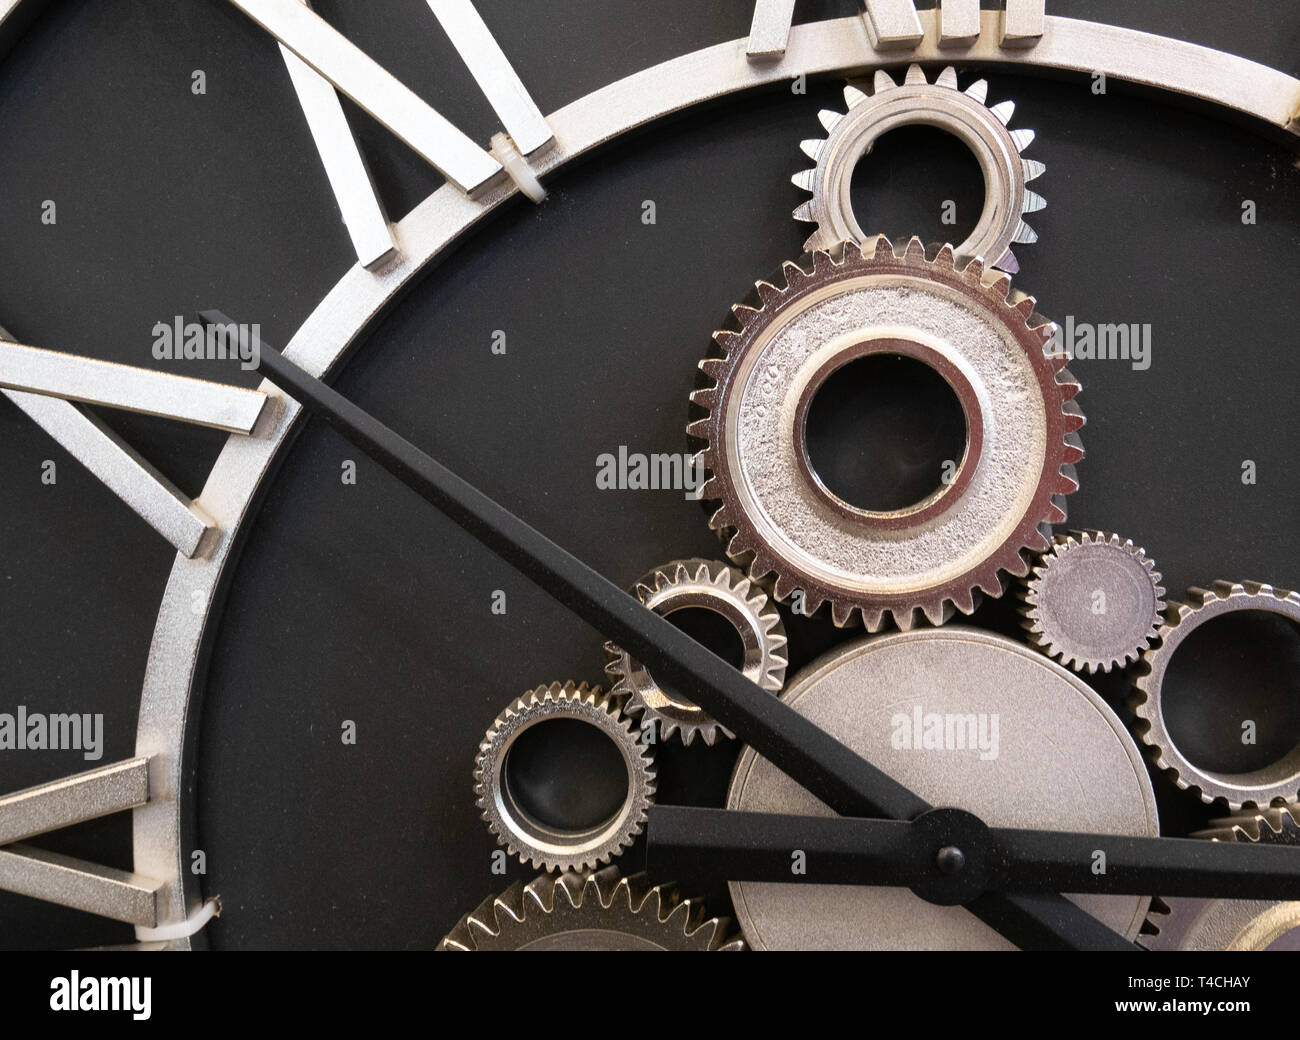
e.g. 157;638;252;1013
1;0;1299;955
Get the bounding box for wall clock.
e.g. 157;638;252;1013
1;0;1298;957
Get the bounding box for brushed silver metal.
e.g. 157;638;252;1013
426;0;553;157
861;0;923;50
1000;0;1045;48
746;0;798;59
280;0;397;271
226;0;503;194
0;845;161;926
726;628;1159;950
124;13;1300;942
0;758;149;846
939;0;980;47
0;340;272;434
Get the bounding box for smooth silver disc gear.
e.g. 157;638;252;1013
474;682;655;872
604;558;788;746
793;64;1044;272
1021;530;1165;674
689;235;1083;630
726;627;1158;950
1130;580;1300;808
438;867;747;951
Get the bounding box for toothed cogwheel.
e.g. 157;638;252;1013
474;682;655;872
438;867;747;951
793;64;1043;273
1193;803;1300;844
1130;580;1300;809
688;234;1083;631
1139;896;1300;951
1020;530;1165;674
604;558;788;746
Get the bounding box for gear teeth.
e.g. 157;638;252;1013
935;66;959;91
1010;127;1036;152
933;242;957;269
799;138;823;161
1023;190;1047;213
989;100;1015;125
964;78;989;105
791;168;817;193
817;108;843;132
904;63;927;86
994;248;1019;274
793;200;816;224
781;259;810;286
755;280;784;306
842;83;869;108
872;69;897;93
1011;219;1038;244
731;302;761;326
1022;158;1047;182
902;235;927;261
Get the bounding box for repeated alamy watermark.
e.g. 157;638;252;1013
596;446;704;500
1047;316;1152;371
0;706;104;760
891;705;999;761
152;316;260;371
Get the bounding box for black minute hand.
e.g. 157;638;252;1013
224;320;1134;951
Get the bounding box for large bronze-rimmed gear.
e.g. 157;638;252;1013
688;235;1084;631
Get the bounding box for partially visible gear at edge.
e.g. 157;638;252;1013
437;867;747;951
1130;580;1300;809
474;682;655;872
793;64;1044;272
605;558;788;746
1020;530;1165;674
1193;804;1300;844
689;234;1083;631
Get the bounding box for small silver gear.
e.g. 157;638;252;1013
793;65;1044;272
1020;530;1165;674
1193;803;1300;844
474;682;655;872
1130;580;1300;809
437;867;747;951
604;558;788;746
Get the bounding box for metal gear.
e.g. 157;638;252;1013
726;627;1157;950
474;682;655;872
689;234;1083;631
437;867;747;951
604;558;788;746
1193;803;1300;844
792;64;1044;272
1020;530;1165;674
1130;580;1300;809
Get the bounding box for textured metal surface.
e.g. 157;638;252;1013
0;845;161;927
1131;580;1300;808
861;0;923;50
794;65;1043;272
690;235;1082;630
1022;530;1164;674
439;867;745;951
0;340;272;434
0;758;149;847
473;683;654;872
280;0;397;271
746;0;797;59
939;0;980;46
426;0;553;157
604;558;787;746
727;627;1158;950
125;13;1300;940
999;0;1045;48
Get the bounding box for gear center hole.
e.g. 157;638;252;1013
803;353;968;513
657;606;747;707
503;719;630;833
1163;611;1300;774
849;125;983;246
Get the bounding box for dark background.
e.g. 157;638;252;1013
0;1;1297;949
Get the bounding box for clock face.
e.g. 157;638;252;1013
1;0;1299;953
